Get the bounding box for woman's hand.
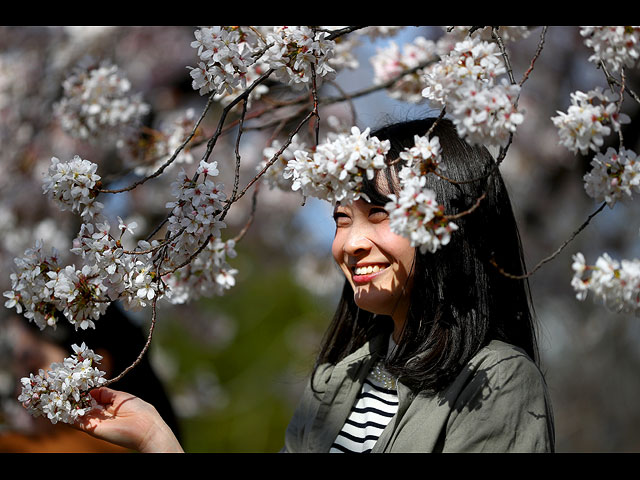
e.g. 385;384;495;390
73;387;184;453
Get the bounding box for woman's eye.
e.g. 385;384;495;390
333;212;351;226
369;208;389;222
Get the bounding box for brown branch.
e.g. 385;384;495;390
199;68;276;168
220;97;249;222
490;202;607;280
519;26;548;88
325;26;368;41
599;59;640;105
99;93;216;194
492;27;516;85
99;252;162;389
233;183;260;244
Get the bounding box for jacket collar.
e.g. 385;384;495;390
308;333;388;452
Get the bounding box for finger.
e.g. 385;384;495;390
89;386;119;405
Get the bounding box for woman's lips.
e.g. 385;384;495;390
351;263;389;284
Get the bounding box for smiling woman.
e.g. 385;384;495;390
282;117;555;453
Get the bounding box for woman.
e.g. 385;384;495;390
74;118;555;453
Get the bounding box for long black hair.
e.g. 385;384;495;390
314;117;538;393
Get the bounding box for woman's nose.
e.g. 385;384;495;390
344;229;373;257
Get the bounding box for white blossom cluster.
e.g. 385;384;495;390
188;26;265;96
386;172;458;254
188;26;336;97
259;116;355;193
163;237;238;304
400;134;444;178
283;126;390;204
551;87;630;155
264;26;336;88
213;61;270;107
18;343;106;425
421;36;524;148
370;36;440;103
42;155;104;222
161;160;237;301
583;147;640;207
3;215;158;331
70;218;161;312
571;252;640;315
7;153;171;329
54;61;149;144
581;26;640;73
39;155;167;317
384;135;458;253
3;240;109;330
8;150;241;334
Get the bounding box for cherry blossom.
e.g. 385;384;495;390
385;171;458;254
42;155;104;222
163;238;238;304
581;26;640;73
583;147;640;207
571;252;640;315
18;342;106;425
284;126;390;204
54;60;149;144
188;26;263;96
263;26;336;88
260;136;309;192
551;87;630;155
370;36;440;103
421;36;524;148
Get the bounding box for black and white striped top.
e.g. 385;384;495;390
330;336;398;453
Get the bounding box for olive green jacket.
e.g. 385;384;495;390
282;335;555;453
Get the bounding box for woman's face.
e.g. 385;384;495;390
332;199;416;323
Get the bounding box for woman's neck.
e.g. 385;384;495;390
391;312;406;344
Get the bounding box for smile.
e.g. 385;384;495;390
352;263;390;279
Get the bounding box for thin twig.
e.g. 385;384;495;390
326;26;368;40
220;97;248;222
310;63;321;145
492;27;516;85
446;190;488;220
490;202;607;279
600;60;640;105
233;183;260;244
99;93;216;194
519;26;548;88
100;262;161;389
100;296;158;388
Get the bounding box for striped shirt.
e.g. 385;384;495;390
330;336;398;453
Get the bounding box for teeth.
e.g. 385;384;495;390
354;265;385;275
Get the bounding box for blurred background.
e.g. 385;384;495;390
0;26;639;452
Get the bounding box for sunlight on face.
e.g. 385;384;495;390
331;199;416;324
